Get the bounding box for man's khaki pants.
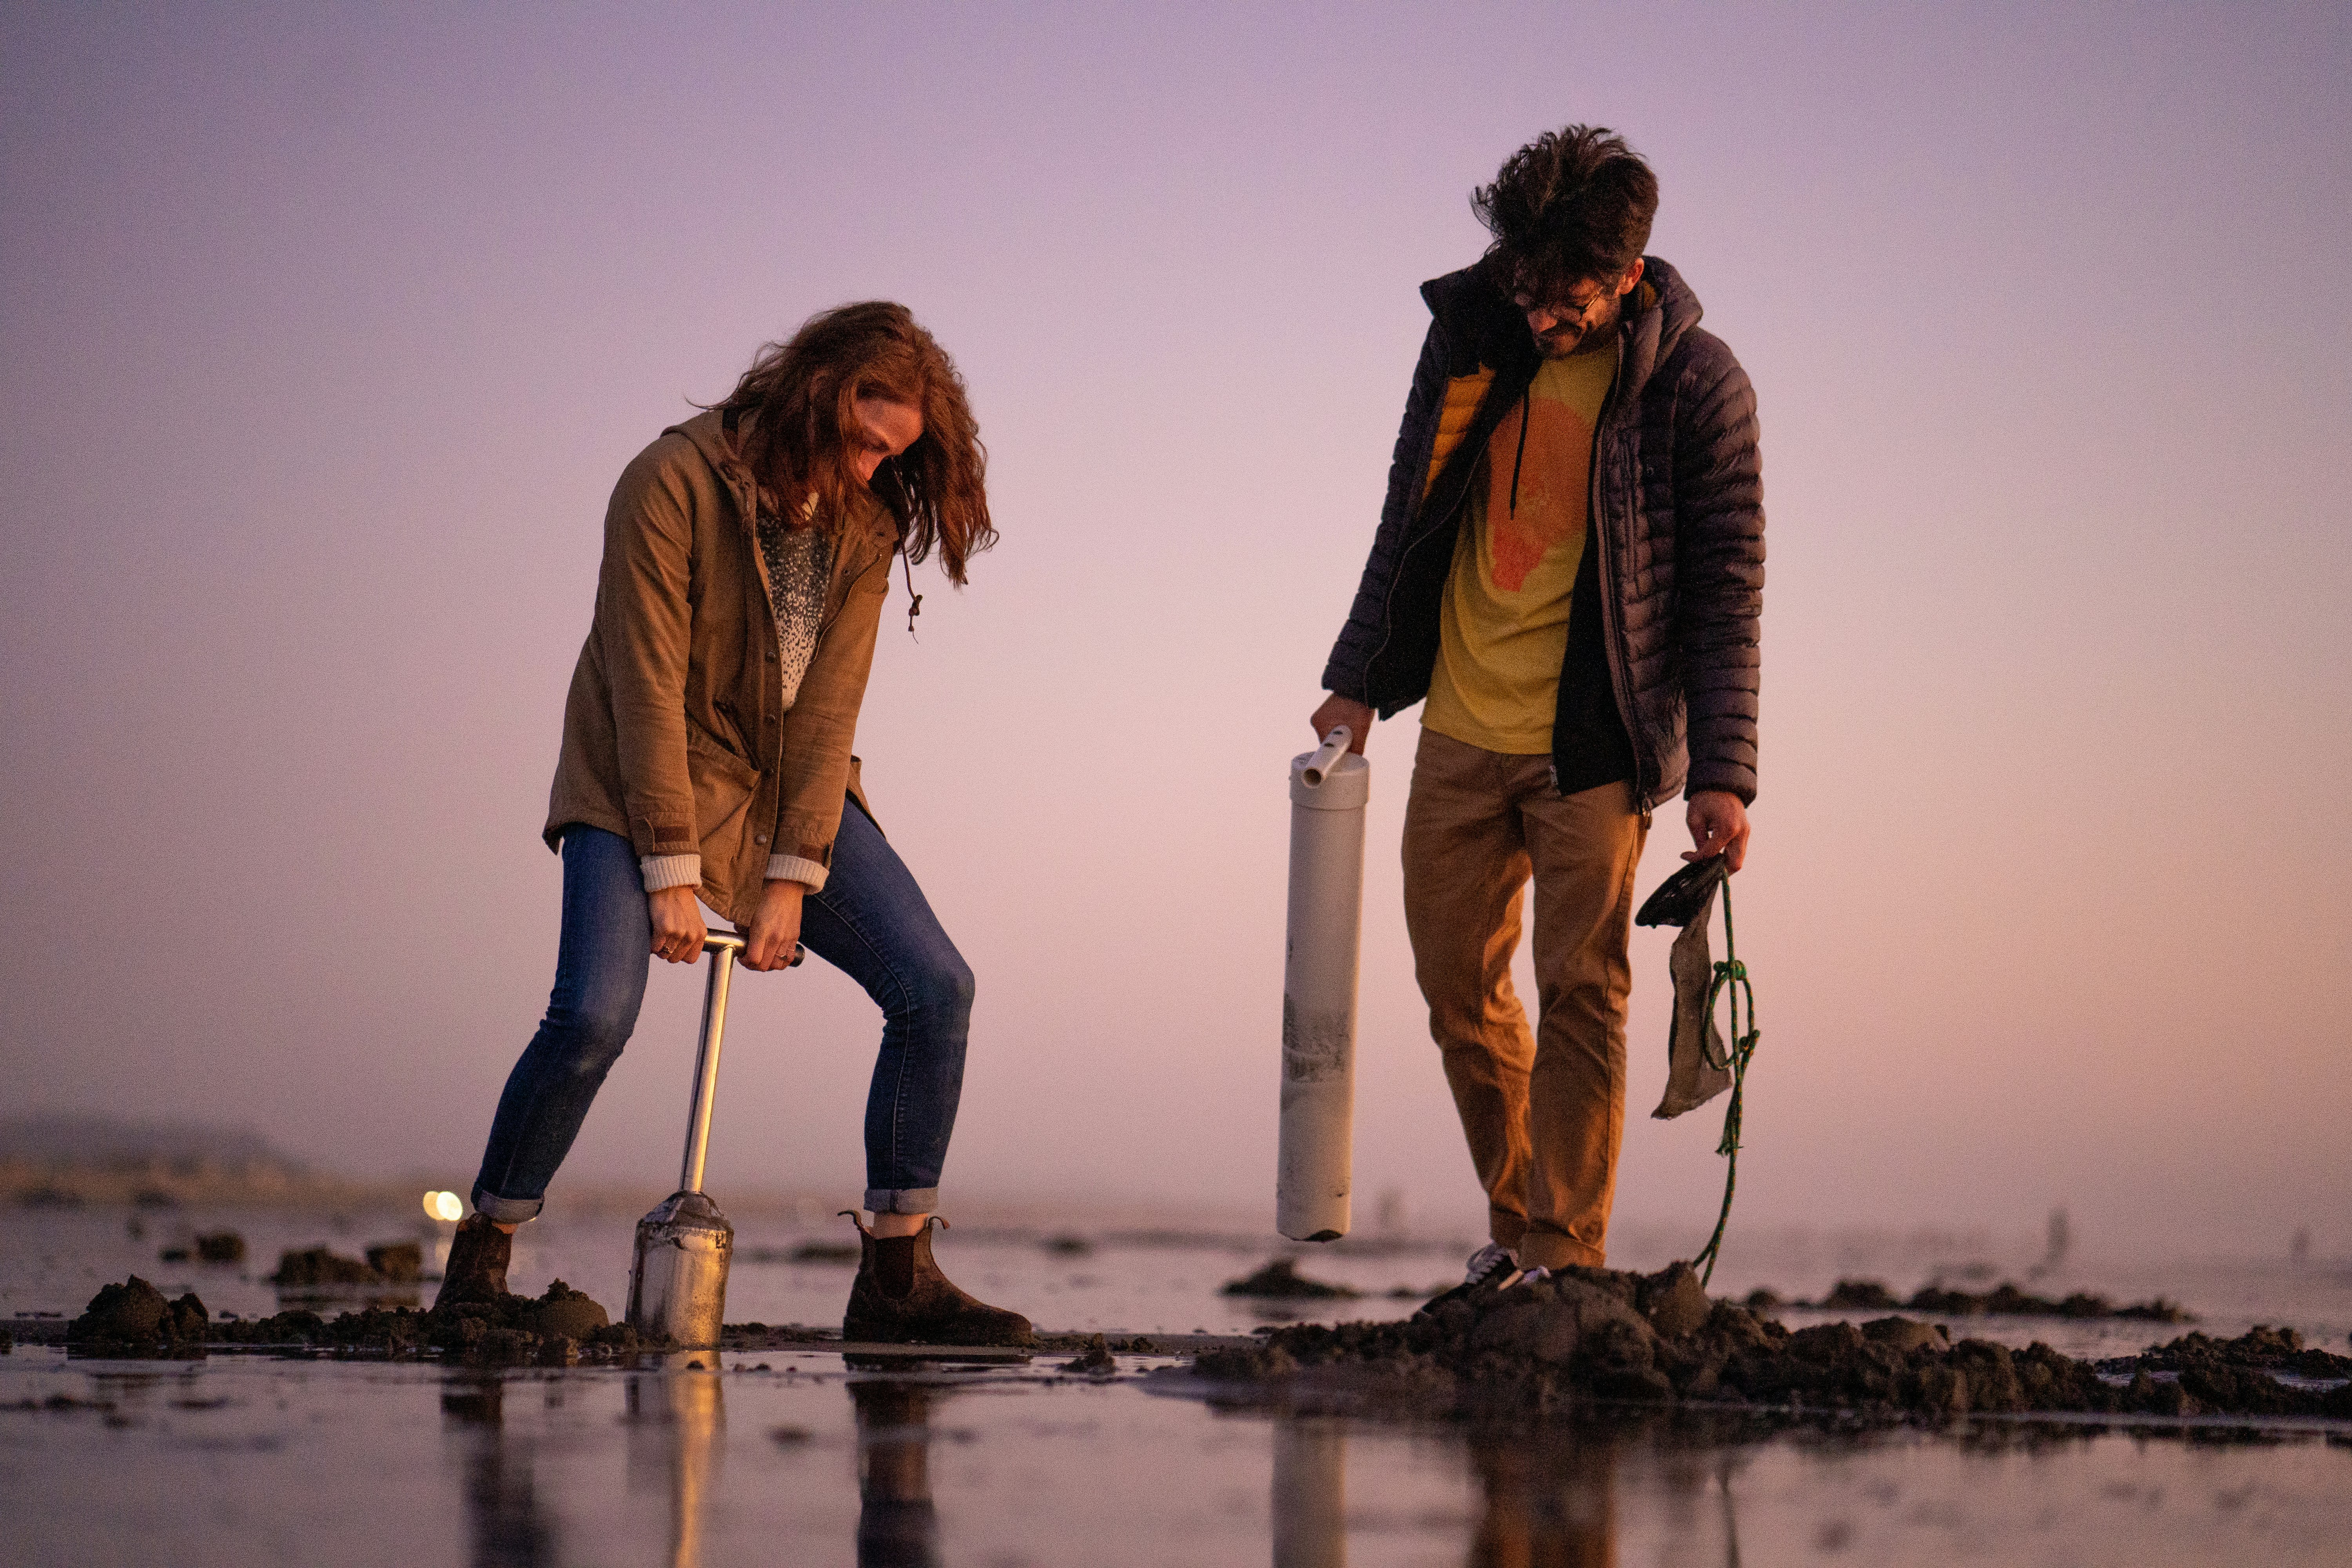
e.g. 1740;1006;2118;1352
1402;727;1647;1271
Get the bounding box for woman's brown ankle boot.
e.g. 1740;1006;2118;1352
433;1213;513;1309
841;1213;1034;1347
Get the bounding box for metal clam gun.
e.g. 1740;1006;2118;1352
626;930;800;1347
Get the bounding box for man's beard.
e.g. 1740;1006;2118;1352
1535;298;1621;359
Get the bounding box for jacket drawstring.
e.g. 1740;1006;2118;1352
1508;383;1531;517
885;457;922;637
899;537;922;638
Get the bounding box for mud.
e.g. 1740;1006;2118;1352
1191;1261;2352;1425
1063;1334;1117;1374
365;1241;423;1283
1802;1277;2192;1322
67;1276;210;1356
268;1247;377;1286
265;1238;434;1291
68;1274;636;1365
1221;1259;1362;1299
2103;1325;2352;1383
194;1230;246;1264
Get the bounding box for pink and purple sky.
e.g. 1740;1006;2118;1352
4;3;2346;1257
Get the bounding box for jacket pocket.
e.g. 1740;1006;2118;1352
684;714;761;860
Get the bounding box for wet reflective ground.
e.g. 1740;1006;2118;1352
9;1207;2352;1563
6;1344;2350;1566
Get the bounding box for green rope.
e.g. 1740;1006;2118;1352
1690;875;1760;1288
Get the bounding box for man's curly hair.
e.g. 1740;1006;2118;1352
1472;125;1659;300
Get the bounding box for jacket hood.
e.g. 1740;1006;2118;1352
666;406;904;537
1421;255;1703;395
668;408;749;493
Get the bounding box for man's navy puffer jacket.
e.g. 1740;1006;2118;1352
1320;256;1764;808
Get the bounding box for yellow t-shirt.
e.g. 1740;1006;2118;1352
1422;348;1615;754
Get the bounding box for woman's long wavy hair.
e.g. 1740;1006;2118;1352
715;301;994;583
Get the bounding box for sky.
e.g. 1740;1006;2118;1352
3;2;2347;1262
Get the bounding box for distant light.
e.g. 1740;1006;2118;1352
424;1191;465;1223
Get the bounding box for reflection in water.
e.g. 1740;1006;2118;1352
625;1352;727;1568
851;1379;944;1568
1465;1426;1618;1568
441;1373;562;1568
1272;1416;1347;1568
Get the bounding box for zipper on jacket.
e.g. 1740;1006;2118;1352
1365;343;1522;702
1586;331;1655;814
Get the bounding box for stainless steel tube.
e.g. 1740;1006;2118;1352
679;933;746;1195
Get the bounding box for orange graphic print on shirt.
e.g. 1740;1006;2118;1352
1422;348;1615;755
1484;393;1596;591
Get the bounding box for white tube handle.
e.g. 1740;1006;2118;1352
1301;727;1352;788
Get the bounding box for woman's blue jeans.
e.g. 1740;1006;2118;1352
470;802;973;1223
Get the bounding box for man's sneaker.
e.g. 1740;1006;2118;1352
1414;1242;1522;1317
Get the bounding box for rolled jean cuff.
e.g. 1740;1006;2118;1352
472;1187;544;1225
865;1187;938;1215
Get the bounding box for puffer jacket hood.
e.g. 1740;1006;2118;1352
1321;254;1764;807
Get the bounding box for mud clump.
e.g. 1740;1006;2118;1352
1804;1277;2190;1323
269;1247;376;1287
1220;1259;1362;1299
195;1231;247;1265
1063;1334;1116;1375
268;1240;435;1290
426;1281;635;1366
365;1241;423;1283
524;1280;610;1340
1194;1261;2352;1425
67;1277;209;1357
197;1278;633;1363
2107;1326;2352;1383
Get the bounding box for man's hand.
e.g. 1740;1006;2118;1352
1683;791;1751;871
1310;694;1375;755
648;885;708;964
743;878;806;972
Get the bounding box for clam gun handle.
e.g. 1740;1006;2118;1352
677;930;805;1194
679;933;745;1194
1301;726;1353;787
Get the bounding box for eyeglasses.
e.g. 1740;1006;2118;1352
1512;284;1612;320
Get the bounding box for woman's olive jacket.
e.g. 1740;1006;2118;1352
1320;256;1764;808
544;410;895;925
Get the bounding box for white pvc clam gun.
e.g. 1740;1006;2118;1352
1278;726;1369;1242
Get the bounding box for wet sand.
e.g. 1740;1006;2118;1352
6;1341;2351;1566
7;1207;2350;1563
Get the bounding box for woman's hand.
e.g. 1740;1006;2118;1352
744;878;806;971
648;885;708;964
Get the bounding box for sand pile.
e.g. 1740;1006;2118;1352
1194;1261;2352;1423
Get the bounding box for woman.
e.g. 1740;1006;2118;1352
436;302;1030;1346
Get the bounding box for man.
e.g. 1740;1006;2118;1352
1311;125;1762;1300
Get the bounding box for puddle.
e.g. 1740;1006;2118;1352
4;1345;2350;1566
